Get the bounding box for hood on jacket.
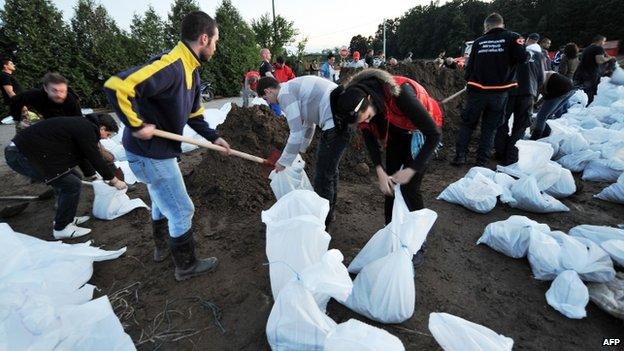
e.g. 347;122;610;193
343;68;400;97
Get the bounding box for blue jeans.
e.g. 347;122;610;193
126;151;194;237
531;90;575;140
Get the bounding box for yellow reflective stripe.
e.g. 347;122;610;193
189;106;205;118
104;76;143;127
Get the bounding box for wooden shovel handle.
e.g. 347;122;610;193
152;129;268;164
441;87;467;104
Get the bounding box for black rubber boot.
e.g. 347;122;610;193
152;219;170;262
450;154;467;166
170;230;218;282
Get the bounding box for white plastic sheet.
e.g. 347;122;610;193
437;173;502;214
266;250;352;351
477;216;550;258
91;180;149;220
545;270;588;319
323;319;404;351
269;155;314;199
428;312;513;351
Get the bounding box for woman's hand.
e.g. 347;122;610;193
390;168;416;185
376;166;394;196
274;163;286;173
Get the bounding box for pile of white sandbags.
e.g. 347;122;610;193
0;223;135;350
477;217;621;319
262;190;405;350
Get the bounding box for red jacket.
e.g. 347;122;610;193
384;76;443;130
274;64;296;83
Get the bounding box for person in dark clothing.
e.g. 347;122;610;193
259;48;275;78
559;43;580;80
494;40;544;165
452;13;528;167
574;35;616;105
530;72;575;140
10;72;82;122
333;69;442;224
4;115;126;239
1;59;38;131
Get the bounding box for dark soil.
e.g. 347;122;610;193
2;63;622;350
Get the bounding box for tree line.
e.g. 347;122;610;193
0;0;298;108
350;0;624;60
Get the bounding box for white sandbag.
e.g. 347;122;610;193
550;232;615;283
559;133;589;156
588;272;624;320
595;181;624;204
266;250;352;351
493;173;516;204
531;161;563;191
261;189;329;225
509;176;569;213
516;140;553;174
264;215;331;300
582;158;624;182
569;225;624;245
611;66;624;85
437;173;502;214
476;216;550;258
428;312;513;351
545;270;588;319
465;167;496;179
1;115;14;124
203;102;231;129
323;319;404;351
114;161;138;185
91;180;149;220
527;229;563;280
600;240;624;266
269;155;313;199
99;138;127;161
556;150;601;172
544;166;576;198
568;89;589;108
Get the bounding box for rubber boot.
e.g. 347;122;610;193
170;230;218;282
152;219;170;262
450;153;467;166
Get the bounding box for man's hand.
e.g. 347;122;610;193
132;123;156;140
84;174;102;182
213;137;231;156
376;166;394;196
274;163;286;173
108;177;128;190
18;120;30;129
390;168;416;185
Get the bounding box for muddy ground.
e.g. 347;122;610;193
2;63;623;350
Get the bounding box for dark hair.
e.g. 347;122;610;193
484;12;504;27
256;77;279;96
42;72;68;86
2;58;12;66
592;35;606;43
327;53;335;60
539;37;551;44
276;56;285;64
181;11;217;42
85;113;119;134
564;43;579;59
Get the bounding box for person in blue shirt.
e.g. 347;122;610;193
320;53;336;81
104;11;232;282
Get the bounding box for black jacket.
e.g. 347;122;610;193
465;28;528;93
10;88;82;122
12;117;114;182
510;48;544;97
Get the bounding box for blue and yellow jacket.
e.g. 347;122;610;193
104;41;219;159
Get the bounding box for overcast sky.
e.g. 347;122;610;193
1;0;443;52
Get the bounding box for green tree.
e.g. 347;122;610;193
204;0;258;96
349;34;368;56
130;6;167;62
165;0;200;48
251;13;298;57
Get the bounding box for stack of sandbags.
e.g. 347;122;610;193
0;223;134;350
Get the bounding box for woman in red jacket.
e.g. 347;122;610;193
331;69;442;224
273;56;296;83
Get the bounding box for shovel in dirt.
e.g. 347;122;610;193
152;129;281;174
440;87;466;104
0;188;55;218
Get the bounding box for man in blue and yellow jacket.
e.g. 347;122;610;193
104;11;231;282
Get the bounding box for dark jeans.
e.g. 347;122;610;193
494;95;533;165
455;90;508;163
313;127;353;224
5;145;80;230
384;132;425;225
580;77;599;106
530;90;576;140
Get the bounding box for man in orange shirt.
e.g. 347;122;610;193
273;56;296;83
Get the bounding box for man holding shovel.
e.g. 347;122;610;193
104;11;231;282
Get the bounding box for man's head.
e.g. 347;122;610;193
592;35;607;46
539;37;551;50
275;56;285;68
445;57;454;65
85;113;119;139
352;51;361;61
42;72;69;104
327;53;335;65
483;12;504;33
256;77;280;103
527;33;540;46
261;48;271;62
388;57;398;66
181;11;219;62
2;59;15;74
